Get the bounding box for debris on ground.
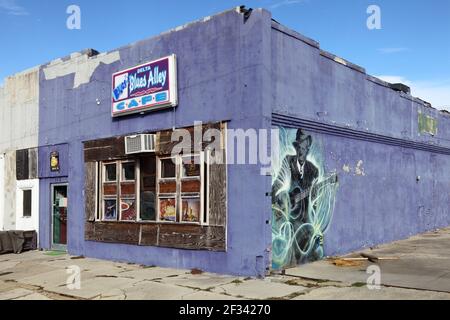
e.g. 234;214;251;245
190;268;204;275
328;258;364;267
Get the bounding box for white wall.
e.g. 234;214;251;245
0;67;39;231
0;67;39;152
0;154;4;231
15;179;39;235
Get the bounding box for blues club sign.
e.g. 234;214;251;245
112;54;178;117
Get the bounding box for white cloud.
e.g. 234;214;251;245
270;0;304;9
377;47;409;54
377;75;450;111
0;0;29;16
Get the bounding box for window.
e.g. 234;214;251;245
104;163;117;182
120;161;137;221
104;199;117;220
181;155;200;178
101;161;138;221
159;197;177;222
23;189;32;217
181;196;200;223
140;156;156;221
122;162;135;181
120;198;137;221
160;158;176;179
157;153;206;224
96;153;208;225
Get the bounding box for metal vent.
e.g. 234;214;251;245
125;134;156;154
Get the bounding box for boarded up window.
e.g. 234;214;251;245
16;149;29;180
84;122;227;251
28;148;38;179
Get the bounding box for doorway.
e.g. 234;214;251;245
51;184;68;250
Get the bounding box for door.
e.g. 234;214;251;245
51;184;68;250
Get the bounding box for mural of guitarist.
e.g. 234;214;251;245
272;128;339;269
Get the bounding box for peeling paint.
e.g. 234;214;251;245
342;164;351;173
43;51;121;89
0;68;39;152
355;160;366;176
0;67;39;231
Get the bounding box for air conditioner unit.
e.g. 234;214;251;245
125;134;156;154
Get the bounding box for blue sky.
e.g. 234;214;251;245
1;0;449;108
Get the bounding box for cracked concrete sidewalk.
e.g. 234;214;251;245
1;227;450;300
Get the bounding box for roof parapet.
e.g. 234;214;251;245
320;50;366;74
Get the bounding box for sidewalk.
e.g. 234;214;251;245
1;227;450;300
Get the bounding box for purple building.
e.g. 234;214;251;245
35;7;450;277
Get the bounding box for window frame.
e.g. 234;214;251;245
159;156;177;181
22;188;33;218
119;160;139;221
157;152;207;225
121;161;136;182
100;160;140;222
95;151;210;226
103;162;118;183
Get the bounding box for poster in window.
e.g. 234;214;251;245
121;199;137;221
181;197;200;223
159;198;176;222
104;199;117;220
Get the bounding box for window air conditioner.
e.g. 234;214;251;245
125;134;156;154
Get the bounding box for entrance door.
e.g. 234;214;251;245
51;184;68;250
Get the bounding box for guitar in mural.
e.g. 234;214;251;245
272;128;339;269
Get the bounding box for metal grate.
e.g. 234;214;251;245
125;136;142;154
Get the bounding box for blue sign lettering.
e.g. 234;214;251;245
113;78;128;101
116;102;125;111
129;73;147;94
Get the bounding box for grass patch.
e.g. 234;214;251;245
231;279;243;284
44;251;66;256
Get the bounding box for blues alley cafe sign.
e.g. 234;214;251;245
111;54;178;117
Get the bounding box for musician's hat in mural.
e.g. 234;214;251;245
293;129;312;146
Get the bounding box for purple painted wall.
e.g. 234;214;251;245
38;143;69;249
270;22;450;257
38;8;273;276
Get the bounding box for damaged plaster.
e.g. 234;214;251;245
355;160;366;176
341;161;366;176
43;51;121;89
